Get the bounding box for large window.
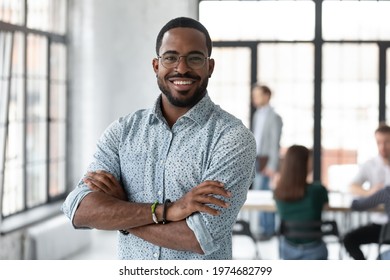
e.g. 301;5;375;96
200;0;390;191
0;0;67;228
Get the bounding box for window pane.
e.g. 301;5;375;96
49;122;66;196
2;165;24;216
49;43;67;199
0;0;25;25
3;122;24;217
50;122;65;159
323;1;390;40
199;1;314;41
258;43;314;150
207;47;251;128
2;31;25;217
51;43;67;81
50;43;67;121
0;32;12;125
50;84;66;120
26;121;47;207
322;43;378;190
27;0;67;34
26;121;47;163
26;163;46;208
49;160;65;197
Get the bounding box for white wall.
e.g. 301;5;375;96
68;0;199;186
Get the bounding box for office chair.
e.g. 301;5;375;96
278;220;342;259
377;222;390;260
232;220;261;259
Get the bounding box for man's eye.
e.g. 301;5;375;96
189;56;203;62
164;55;178;62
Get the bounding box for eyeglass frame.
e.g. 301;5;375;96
157;52;210;70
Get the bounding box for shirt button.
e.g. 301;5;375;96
153;253;158;258
158;191;162;195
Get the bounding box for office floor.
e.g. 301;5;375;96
64;211;381;260
65;229;379;260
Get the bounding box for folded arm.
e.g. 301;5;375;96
74;171;231;254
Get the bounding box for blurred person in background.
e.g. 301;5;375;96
343;124;390;259
274;145;329;259
251;84;283;240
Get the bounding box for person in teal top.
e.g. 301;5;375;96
273;145;329;259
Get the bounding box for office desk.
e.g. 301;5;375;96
242;190;383;213
241;190;384;235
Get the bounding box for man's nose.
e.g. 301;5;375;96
175;57;191;72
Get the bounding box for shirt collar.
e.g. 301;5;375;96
148;92;214;127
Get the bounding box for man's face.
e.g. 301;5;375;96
252;88;269;108
375;132;390;160
153;27;214;108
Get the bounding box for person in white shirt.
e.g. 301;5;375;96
343;123;390;259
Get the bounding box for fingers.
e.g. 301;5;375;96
84;171;110;193
83;170;120;192
194;180;232;198
196;194;230;209
168;180;232;221
83;170;127;201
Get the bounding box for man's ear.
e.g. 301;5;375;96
152;58;159;76
208;58;215;78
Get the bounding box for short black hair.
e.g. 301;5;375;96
155;17;212;57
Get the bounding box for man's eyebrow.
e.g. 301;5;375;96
161;50;207;56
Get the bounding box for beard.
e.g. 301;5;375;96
157;74;208;108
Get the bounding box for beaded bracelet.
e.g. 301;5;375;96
119;229;129;235
151;200;159;224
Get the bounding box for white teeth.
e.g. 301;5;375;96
173;80;192;85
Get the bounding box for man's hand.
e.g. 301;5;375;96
166;180;232;222
83;170;127;201
367;183;384;196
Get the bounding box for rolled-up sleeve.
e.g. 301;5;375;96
61;185;92;228
186;125;256;255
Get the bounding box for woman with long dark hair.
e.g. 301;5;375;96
274;145;329;259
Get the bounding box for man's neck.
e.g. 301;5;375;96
381;156;390;165
160;98;191;128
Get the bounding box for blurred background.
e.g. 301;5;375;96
1;0;390;260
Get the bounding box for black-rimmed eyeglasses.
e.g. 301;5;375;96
157;53;209;69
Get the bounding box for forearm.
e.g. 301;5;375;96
128;220;204;254
352;188;387;211
73;191;155;230
349;183;371;196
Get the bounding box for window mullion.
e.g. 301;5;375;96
46;38;51;202
22;32;27;212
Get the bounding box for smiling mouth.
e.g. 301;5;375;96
172;80;194;85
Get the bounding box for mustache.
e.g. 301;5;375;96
167;73;201;80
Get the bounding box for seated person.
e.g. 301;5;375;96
343;124;390;260
348;186;390;260
273;145;329;260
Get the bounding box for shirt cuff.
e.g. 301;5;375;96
61;185;93;229
186;213;220;255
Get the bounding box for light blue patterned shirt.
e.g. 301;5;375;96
62;93;256;260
